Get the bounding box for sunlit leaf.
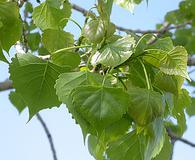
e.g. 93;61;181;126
92;35;135;67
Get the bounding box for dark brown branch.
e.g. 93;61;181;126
36;113;58;160
167;128;195;148
71;3;191;34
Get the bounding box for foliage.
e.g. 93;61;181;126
1;0;195;159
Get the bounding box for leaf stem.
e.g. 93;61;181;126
138;59;151;90
134;34;156;49
60;18;82;31
52;45;92;54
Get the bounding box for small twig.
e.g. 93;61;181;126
36;113;58;160
167;128;195;148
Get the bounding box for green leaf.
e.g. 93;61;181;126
9;53;70;118
144;119;165;159
88;135;106;160
51;51;80;69
55;71;103;103
153;133;172;160
25;2;33;13
107;119;165;160
42;29;74;52
98;0;114;19
66;96;95;138
27;32;41;51
9;91;26;113
71;86;129;130
127;87;164;126
154;72;184;95
0;46;8;63
107;130;146;160
186;98;195;117
114;0;143;13
104;116;132;142
32;0;71;30
149;37;174;51
133;34;154;58
144;46;190;80
172;89;191;135
92;35;135;67
128;59;154;88
0;1;22;52
83;19;105;43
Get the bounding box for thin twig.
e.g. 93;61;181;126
167;128;195;148
36;113;58;160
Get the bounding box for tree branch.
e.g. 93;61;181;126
0;79;13;91
0;80;58;160
36;113;58;160
71;3;191;34
188;56;195;66
167;128;195;148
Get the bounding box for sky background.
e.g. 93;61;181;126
0;0;195;160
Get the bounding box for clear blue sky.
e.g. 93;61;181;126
0;0;195;160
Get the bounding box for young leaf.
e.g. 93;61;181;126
9;53;70;118
92;35;135;67
71;86;130;130
114;0;143;13
83;19;105;44
127;87;164;126
32;0;71;30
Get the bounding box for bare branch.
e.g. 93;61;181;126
71;3;191;34
36;113;58;160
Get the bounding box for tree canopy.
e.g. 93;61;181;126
1;0;195;160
